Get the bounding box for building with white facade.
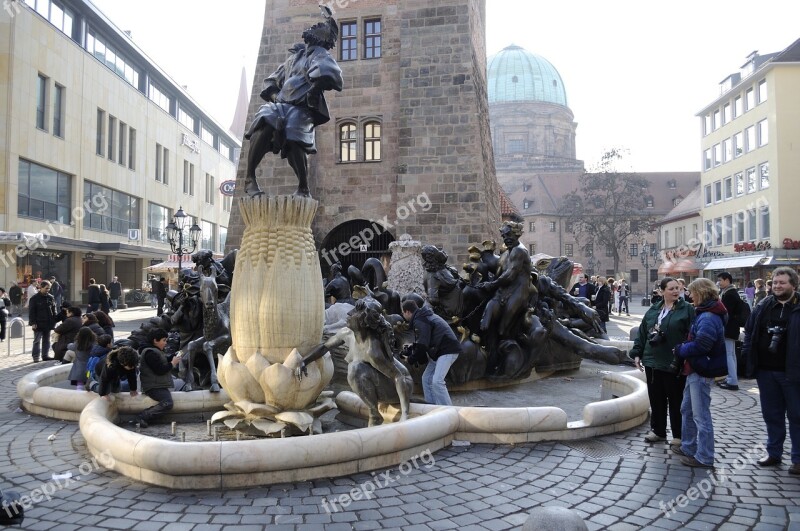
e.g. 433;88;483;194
0;0;239;303
697;38;800;282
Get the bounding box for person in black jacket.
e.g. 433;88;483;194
28;280;57;362
52;306;82;361
742;267;800;475
86;278;101;312
0;288;10;342
570;274;597;306
136;328;182;427
96;346;139;399
594;276;611;333
717;271;745;390
108;276;122;312
402;299;462;405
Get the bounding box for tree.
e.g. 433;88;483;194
562;149;658;274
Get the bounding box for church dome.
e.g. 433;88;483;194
487;44;568;106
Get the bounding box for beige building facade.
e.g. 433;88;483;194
697;38;800;283
0;0;238;303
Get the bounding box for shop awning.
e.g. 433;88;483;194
760;255;800;266
702;254;766;270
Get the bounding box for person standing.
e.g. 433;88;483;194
136;328;182;427
631;277;695;446
402;299;462;406
594;276;612;333
99;284;111;314
25;281;38;310
570;274;597;305
754;278;767;307
49;276;64;310
717;272;748;391
86;278;101;312
0;288;10;342
742;267;800;475
108;276;122;312
148;276;159;309
617;279;630;316
9;282;23;317
673;278;728;468
745;281;756;308
28;280;57;362
156;277;168;316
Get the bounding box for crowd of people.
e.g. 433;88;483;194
631;267;799;475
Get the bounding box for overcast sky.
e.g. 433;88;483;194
91;0;800;173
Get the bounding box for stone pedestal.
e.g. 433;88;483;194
215;195;334;435
387;234;425;298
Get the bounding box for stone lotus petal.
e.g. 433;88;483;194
260;348;333;411
217;347;265;404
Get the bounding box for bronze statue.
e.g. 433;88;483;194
182;271;230;393
324;262;353;305
243;6;343;198
478;221;532;373
298;298;411;426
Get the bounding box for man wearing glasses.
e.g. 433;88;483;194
28;280;57;362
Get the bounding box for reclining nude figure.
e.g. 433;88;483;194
297;298;412;426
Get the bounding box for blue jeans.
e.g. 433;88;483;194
724;338;738;386
421;353;459;406
756;370;800;463
618;296;629;314
32;328;52;360
680;372;715;466
110;298;118;311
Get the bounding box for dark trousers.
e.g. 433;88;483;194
618;296;629;314
140;387;174;423
0;313;6;340
757;370;800;463
157;297;165;316
32;328;52;360
645;366;686;439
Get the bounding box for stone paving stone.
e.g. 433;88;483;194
131;522;167;531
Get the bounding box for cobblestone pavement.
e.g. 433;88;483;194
2;304;799;530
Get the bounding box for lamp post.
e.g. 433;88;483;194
640;241;656;306
165;206;202;274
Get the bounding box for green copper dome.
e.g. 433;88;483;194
487;45;568;106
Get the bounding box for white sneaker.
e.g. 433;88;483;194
644;431;666;443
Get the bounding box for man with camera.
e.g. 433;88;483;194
743;267;800;475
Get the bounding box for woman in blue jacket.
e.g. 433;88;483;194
673;278;728;468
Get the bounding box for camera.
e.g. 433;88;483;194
648;326;666;346
767;325;786;354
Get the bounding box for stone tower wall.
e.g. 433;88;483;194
227;0;500;267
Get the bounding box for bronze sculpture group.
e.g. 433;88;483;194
114;7;630;434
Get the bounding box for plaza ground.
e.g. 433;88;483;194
1;302;798;530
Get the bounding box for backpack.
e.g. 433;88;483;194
86;354;107;381
735;296;751;328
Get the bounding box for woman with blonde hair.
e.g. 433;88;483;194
672;278;728;468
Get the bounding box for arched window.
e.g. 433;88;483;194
364;121;381;161
339;123;357;162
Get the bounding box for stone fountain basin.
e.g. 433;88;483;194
18;363;648;489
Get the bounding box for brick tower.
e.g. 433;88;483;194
226;0;500;274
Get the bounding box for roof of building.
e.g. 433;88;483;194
487;45;568;106
502;171;700;218
658;185;702;224
499;187;521;219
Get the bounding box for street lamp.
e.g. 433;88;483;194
640;241;657;306
165;206;201;273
